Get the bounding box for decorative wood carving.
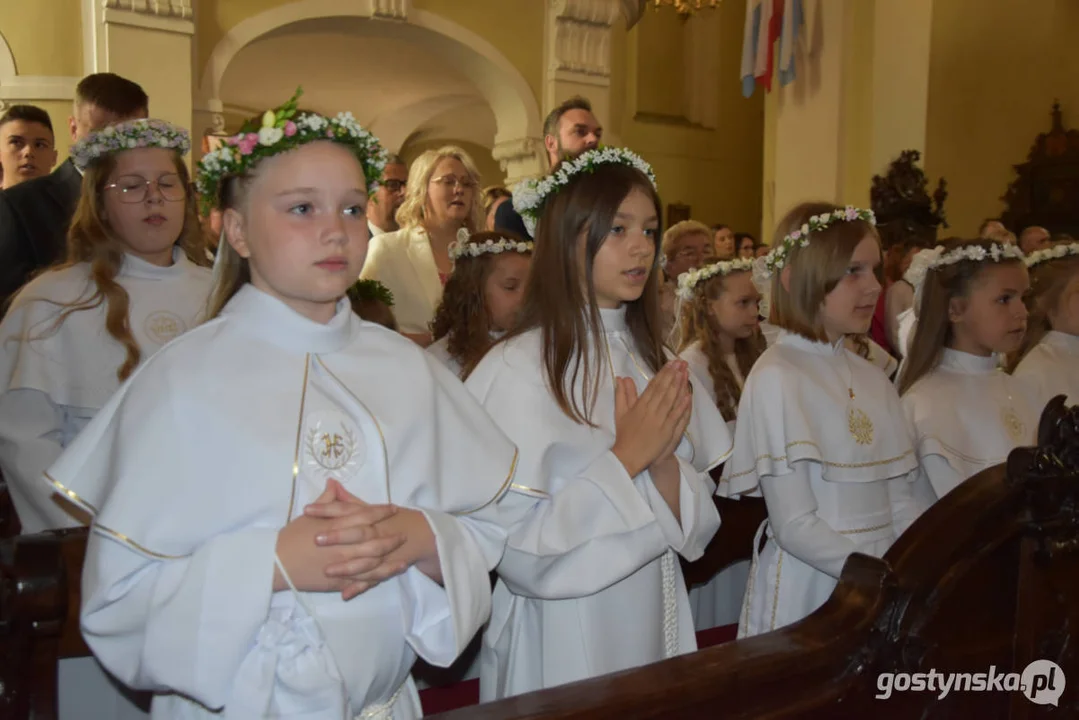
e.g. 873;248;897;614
1001;102;1079;236
870;149;948;250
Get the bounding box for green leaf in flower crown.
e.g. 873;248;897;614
347;278;395;307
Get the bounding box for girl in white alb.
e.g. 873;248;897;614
1010;242;1079;409
427;228;532;378
720;202;921;638
0;120;211;720
673;256;764;631
899;239;1036;503
0;119;211;535
46;95;517;720
467;148;730;699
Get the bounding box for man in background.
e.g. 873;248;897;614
0;73;148;313
0;105;58;190
367;153;408;237
494;95;603;239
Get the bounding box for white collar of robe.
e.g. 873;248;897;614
121;246;190;280
775;330;844;356
940;347;1002;374
598;305;628;334
223;284;353;354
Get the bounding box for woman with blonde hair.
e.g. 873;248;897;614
361;145;484;345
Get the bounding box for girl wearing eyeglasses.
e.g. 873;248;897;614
0;118;211;537
360;145;484;346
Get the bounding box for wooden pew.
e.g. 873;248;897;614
430;396;1079;718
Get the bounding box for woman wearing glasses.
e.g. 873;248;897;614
0;119;211;537
361;145;484;346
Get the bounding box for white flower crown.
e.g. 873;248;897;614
761;206;876;277
448;227;533;262
1025;241;1079;269
70;119;190;172
675;257;755;301
511;146;657;236
904;242;1027;294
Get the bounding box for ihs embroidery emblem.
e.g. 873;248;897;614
302;411;364;482
848;407;874;446
1001;407;1025;443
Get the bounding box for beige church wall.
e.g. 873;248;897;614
196;0;543;122
923;0;1079;236
398;138;503;191
609;2;764;237
0;1;83;160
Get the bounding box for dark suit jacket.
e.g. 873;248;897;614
0;159;82;315
493;199;532;241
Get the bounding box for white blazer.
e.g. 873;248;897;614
360;226;443;335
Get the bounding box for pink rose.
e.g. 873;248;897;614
284;121;297;137
326;129;334;138
246;133;258;144
227;135;242;146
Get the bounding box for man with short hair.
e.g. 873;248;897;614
367;154;407;237
494;95;603;239
1019;225;1051;255
0;73;148;312
0;105;58;190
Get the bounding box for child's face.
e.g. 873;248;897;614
588;187;658;309
949;262;1029;356
0;120;56;187
227;141;369;323
102;147;186;265
709;271;760;341
818;234;882;341
485;252;531;332
1048;270;1079;336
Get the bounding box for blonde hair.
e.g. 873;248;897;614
1007;251;1079;371
662;220;712;260
676;272;766;421
897;238;1025;395
395;146;484;232
36;151;206;382
770;201;880;344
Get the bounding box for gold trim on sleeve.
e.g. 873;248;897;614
93;524;190;560
44;472;100;516
455;449;520;516
509;482;550;498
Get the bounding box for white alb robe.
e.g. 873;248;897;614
678;340;751;632
45;285;518;719
902;348;1038;503
0;248;210;720
0;247;211;535
466;306;730;700
1012;331;1079;410
426;335;461;378
719;331;920;638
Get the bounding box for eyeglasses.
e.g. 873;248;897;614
381;179;406;193
430;174;477;191
104;173;185;204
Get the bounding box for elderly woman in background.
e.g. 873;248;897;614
361;145;484;345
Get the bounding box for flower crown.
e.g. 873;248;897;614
195;88;388;216
1025;241;1079;269
904;242;1027;294
762;206;876;277
511;146;657;236
675;257;755;301
448;227;533;262
70;119;190;172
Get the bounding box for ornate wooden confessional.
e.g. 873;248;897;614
1001;102;1079;237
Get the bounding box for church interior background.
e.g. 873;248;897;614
3;0;1077;242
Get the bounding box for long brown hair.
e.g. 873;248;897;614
205;169;254;319
897;238;1024;395
676;271;766;421
1006;251;1079;371
770;202;880;344
35;151;205;382
430;230;531;378
497;162;665;426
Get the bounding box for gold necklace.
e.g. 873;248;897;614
838;343;874;446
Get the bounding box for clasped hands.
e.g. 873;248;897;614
611;359;693;479
273;479;436;601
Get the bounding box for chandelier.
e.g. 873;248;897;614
652;0;721;13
